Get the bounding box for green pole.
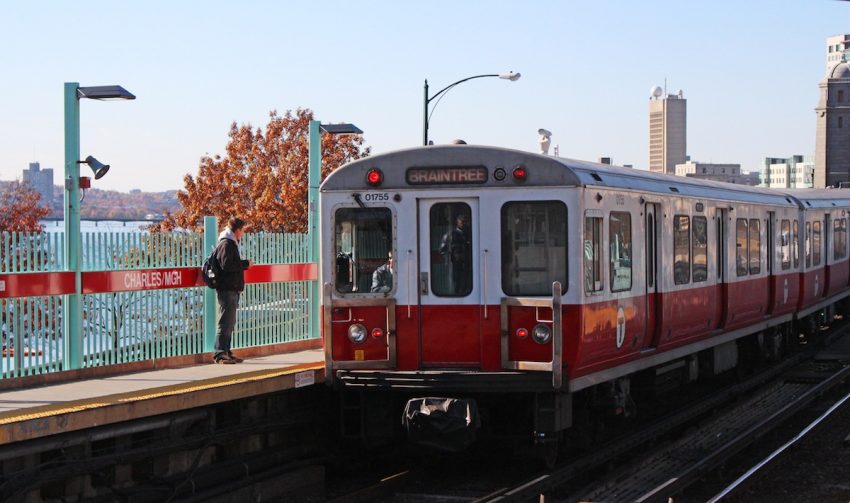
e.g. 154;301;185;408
63;82;82;371
203;216;218;352
308;120;321;340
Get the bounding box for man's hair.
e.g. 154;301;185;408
228;217;246;231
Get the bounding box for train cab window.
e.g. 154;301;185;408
793;220;799;268
692;216;708;282
584;215;603;293
431;203;472;297
813;221;822;266
736;219;749;276
834;218;847;260
501;201;567;296
806;222;812;268
749;218;761;275
780;219;791;270
334;207;393;294
673;215;690;285
609;212;632;292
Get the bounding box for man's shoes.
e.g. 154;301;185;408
214;353;237;364
227;351;244;363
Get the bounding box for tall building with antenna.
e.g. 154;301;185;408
648;86;687;174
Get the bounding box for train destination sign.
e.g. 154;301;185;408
406;166;488;185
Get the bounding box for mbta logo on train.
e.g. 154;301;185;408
319;144;850;461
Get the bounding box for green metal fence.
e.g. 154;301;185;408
0;221;314;378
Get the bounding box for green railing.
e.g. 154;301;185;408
0;219;314;378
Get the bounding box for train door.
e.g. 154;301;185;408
767;211;776;314
643;203;660;349
717;208;729;327
823;213;831;298
417;199;481;367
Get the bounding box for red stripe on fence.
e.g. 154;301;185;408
0;264;318;298
0;272;75;299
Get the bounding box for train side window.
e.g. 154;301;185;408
334;207;393;294
813;221;822;266
780;219;791;270
431;203;473;297
584;215;603;293
609;211;632;292
692;216;708;282
749;218;761;275
793;220;799;268
673;215;690;285
501;201;567;296
806;222;812;268
833;218;846;260
736;218;748;276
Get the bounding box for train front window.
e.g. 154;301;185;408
334;207;393;294
430;203;473;297
501;201;567;296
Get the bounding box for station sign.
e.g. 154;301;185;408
406;166;488;185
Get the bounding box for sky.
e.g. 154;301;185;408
0;1;847;193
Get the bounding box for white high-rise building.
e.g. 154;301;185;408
21;162;54;205
648;86;687;174
826;34;850;69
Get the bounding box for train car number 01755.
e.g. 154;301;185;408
363;192;389;202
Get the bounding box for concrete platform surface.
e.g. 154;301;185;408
0;348;325;444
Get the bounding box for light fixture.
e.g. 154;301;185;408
320;123;363;135
76;85;136;101
78;155;110;179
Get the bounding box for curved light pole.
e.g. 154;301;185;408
63;82;134;370
422;71;520;146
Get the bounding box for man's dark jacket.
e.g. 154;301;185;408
213;237;249;291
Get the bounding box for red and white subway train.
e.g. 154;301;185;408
320;144;850;453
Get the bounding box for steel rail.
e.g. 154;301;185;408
707;389;850;503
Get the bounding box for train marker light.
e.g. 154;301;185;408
516;327;529;339
512;166;527;182
348;324;367;344
532;323;552;344
371;328;384;339
366;168;383;187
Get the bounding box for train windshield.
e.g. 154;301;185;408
501;201;567;295
334;208;393;294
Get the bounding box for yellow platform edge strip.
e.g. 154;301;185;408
0;362;324;425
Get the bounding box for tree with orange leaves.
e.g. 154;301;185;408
0;182;51;232
156;109;368;233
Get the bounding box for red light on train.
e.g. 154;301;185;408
371;328;384;339
516;327;529;339
366;168;383;186
512;166;527;182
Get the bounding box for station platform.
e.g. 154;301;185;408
0;346;325;445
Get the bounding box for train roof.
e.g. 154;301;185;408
321;145;839;209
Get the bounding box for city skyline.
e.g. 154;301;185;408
0;1;847;192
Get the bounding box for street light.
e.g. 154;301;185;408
422;71;520;146
63;82;134;370
307;120;362;343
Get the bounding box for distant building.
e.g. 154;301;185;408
826;34;850;69
675;161;759;186
21;162;54;205
649;87;687;174
814;60;850;187
760;156;814;188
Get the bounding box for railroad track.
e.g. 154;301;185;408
473;324;850;503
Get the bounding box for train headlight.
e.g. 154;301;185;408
532;323;551;344
348;324;367;344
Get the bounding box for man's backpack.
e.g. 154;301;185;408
201;246;222;289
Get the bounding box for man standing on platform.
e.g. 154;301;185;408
213;217;251;364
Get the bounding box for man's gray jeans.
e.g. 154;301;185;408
215;290;240;358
